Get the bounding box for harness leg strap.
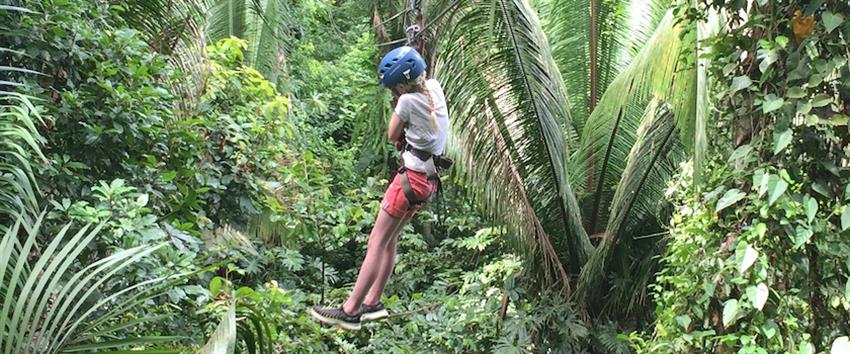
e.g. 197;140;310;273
400;171;424;205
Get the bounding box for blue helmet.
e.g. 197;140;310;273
378;46;426;87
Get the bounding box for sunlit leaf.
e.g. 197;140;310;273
716;189;746;212
722;299;739;327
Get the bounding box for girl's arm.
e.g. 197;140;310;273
388;112;404;142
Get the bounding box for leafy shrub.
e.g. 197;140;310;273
639;1;850;352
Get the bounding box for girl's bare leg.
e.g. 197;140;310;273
362;220;401;306
342;210;408;315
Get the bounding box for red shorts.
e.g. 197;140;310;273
381;170;437;218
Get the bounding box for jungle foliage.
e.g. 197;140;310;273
1;0;848;353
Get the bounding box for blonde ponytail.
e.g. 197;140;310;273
414;75;439;130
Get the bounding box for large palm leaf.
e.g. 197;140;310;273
0;215;185;353
568;10;696;235
436;0;591;288
541;0;670;134
571;11;704;312
0;92;45;221
576;99;684;314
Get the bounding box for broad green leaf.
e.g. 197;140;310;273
675;315;691;329
842;206;850;231
844;184;850;201
762;94;784;113
738;245;758;273
803;195;818;223
833;337;850;354
729;144;753;163
749;283;768;310
794;225;813;247
823;11;845;33
730;76;752;93
767;175;788;205
811;94;832;107
722;299;739;327
200;302;236;354
755;223;767;238
754;169;769;197
805;115;820;126
716;189;746;212
831;115;848;126
800;341;814;354
775;35;789;48
786;87;806;98
797;101;812;115
813;182;833;198
758;49;778;73
763;321;777;338
773;129;792;154
209;277;224;297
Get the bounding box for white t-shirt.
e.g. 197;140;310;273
394;79;449;173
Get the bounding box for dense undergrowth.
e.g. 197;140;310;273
0;0;622;352
2;0;849;353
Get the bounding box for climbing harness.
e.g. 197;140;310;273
396;141;453;206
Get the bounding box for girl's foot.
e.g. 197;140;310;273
361;302;389;322
309;306;361;331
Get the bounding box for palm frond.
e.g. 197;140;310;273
0;92;45;220
568;10;695;234
120;0;209;116
693;8;723;186
575;100;682;309
0;214;185;353
207;0;249;42
541;0;671;133
200;301;237;354
437;0;591;288
244;0;292;85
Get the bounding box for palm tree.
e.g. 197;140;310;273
0;214;188;353
375;0;715;318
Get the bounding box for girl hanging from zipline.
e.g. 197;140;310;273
309;46;450;331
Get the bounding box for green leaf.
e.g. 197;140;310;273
675;315;692;329
758;49;778;73
842;206;850;231
800;341;814;354
730;76;753;93
738;244;758;273
209;277;224;297
813;182;833;198
811;94;832;107
754;169;769;197
805;115;820;126
833;337;850;354
803;195;818;223
844;184;850;201
729;144;753;163
749;283;768;311
773;129;793;154
794;225;813;247
767;175;788;205
823;11;845;33
722;299;739;327
830;115;848;126
786;87;806;98
763;322;777;338
797;101;812;115
762;94;784;113
845;278;850;303
200;302;236;354
716;189;746;212
775;35;789;49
